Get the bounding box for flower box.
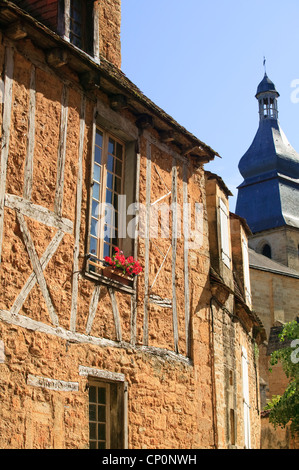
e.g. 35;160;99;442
102;266;133;286
102;247;142;286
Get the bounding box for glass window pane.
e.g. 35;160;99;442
93;164;101;183
115;159;122;177
91;218;98;237
89;236;97;256
106;189;112;204
98;423;106;440
96;130;103;148
93;182;100;201
73;21;81;36
94;147;102;165
98;441;106;449
108;138;115;155
98;405;106;422
106;172;113;190
89;441;97;449
107;154;114;172
113;193;118;212
116;142;123;160
103;243;110;258
89;422;96;440
115;177;121;194
92;200;99;218
89;404;96;421
89;386;97;403
98;387;106;404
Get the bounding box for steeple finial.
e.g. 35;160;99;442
263;56;267;75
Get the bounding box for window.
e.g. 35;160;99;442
88;128;125;274
219;198;231;268
89;382;110;449
262;243;272;259
88;380;126;449
69;0;85;49
230;409;236;446
241;347;251;449
242;237;251;306
58;0;96;56
70;0;95;54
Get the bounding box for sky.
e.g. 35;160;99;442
120;0;299;211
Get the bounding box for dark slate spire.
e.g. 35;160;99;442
236;73;299;233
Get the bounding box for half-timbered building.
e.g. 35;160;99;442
0;0;264;449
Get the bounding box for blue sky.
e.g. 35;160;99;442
120;0;299;210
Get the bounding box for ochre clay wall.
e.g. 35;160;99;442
0;13;262;448
0;34;215;449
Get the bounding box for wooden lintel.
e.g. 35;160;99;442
46;48;68;68
5;21;27;40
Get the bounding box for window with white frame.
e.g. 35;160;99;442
242;237;252;306
58;0;98;58
88;127;125;272
219;198;231;268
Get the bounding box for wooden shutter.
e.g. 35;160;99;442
219;198;231;268
242;347;251;449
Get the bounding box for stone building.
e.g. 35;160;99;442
236;72;299;448
0;0;262;449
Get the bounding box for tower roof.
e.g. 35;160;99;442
236;73;299;233
256;73;279;98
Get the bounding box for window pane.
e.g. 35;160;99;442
107;154;114;172
103;243;110;257
115;159;122;177
98;405;106;422
73;21;81;36
98;441;106;449
89;422;96;440
89;404;96;421
106;172;113;190
92;200;99;218
98;387;106;404
108;138;115;155
106;189;112;204
91;218;98;237
96;130;103;148
116;142;123;160
113;193;118;212
93;164;101;183
93;182;100;201
94;147;102;164
89;386;96;403
115;177;121;194
98;423;106;440
89;236;97;255
89;441;97;449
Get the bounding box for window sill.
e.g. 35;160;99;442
84;270;135;294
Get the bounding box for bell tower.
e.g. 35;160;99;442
236;72;299;271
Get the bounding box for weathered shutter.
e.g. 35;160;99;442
219;198;231;268
242;346;251;449
242;237;251;306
